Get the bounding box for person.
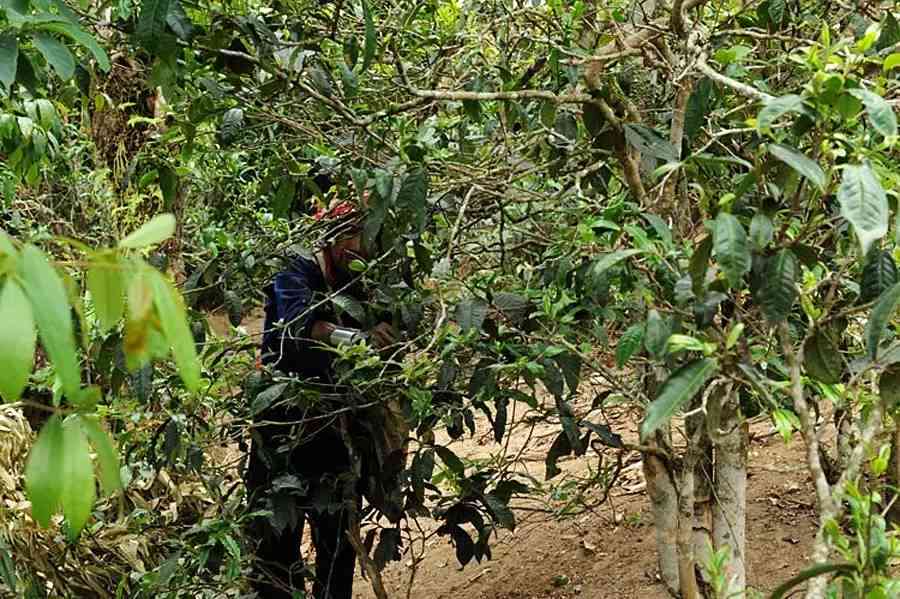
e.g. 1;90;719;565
245;198;399;599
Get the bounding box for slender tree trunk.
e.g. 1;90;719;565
644;433;681;596
712;396;748;595
693;431;713;570
677;412;703;599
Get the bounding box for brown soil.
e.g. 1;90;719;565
354;408;818;599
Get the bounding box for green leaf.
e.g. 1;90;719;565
136;0;173;54
689;235;713;297
0;34;18;91
0;280;35;402
837;165;888;256
87;260;125;333
684;77;713;141
644;309;669;359
20;245;80;399
218;108;244;145
435;445;465;477
59;417;95;539
455;297;488;333
762;249;799;322
624;124;677;162
32;33;74;80
592;249;642;278
331;293;366;324
616;323;644;367
757;94;804;131
79;416;122;495
396;168;428;231
768;144;825;190
865;282;900;360
361;0;376;72
849;89;897;138
861;249;898;303
25;415;64;527
640;358;718;441
749;213;774;250
713;212;751;288
879;365;900;413
885;53;900;72
483;492;515;530
804;329;842;384
147;269;201;391
119;213;176;249
271;176;296;219
158;166;177;210
165;0;194;41
40;22;110;71
876;13;900;51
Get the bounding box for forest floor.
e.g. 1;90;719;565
352;397;817;599
211;311;819;599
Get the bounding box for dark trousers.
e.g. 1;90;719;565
245;413;359;599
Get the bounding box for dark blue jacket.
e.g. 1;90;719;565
261;254;365;381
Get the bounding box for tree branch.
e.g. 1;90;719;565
696;55;774;102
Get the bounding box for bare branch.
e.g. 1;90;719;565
696;55;774;102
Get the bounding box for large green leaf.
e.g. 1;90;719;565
684;77;713;141
624;124;677;162
32;33;74;80
616;323;644;367
25;415;64;527
361;0;376;72
119;213;176;249
849;89;898;138
592;249;642;278
87;259;125;333
644;309;669;359
689;235;713;297
757;94;804;131
804;328;842;384
837;165;888;256
40;22;110;71
762;249;798;322
0;34;18;91
713;212;751;288
218;108;244;145
271;176;296;219
0;280;35;402
19;245;80;400
165;0;194;41
865;282;900;360
861;249;898;303
396;168;428;231
147;269;201;391
768;144;825;190
136;0;173;54
59;417;95;539
641;358;719;441
877;12;900;51
79;416;122;495
749;213;774;250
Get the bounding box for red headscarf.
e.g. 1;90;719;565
313;201;356;221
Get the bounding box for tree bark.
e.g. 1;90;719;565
712;395;748;595
643;435;681;596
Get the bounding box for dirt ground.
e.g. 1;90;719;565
213;309;819;599
353;419;816;599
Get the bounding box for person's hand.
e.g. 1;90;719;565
369;322;398;349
